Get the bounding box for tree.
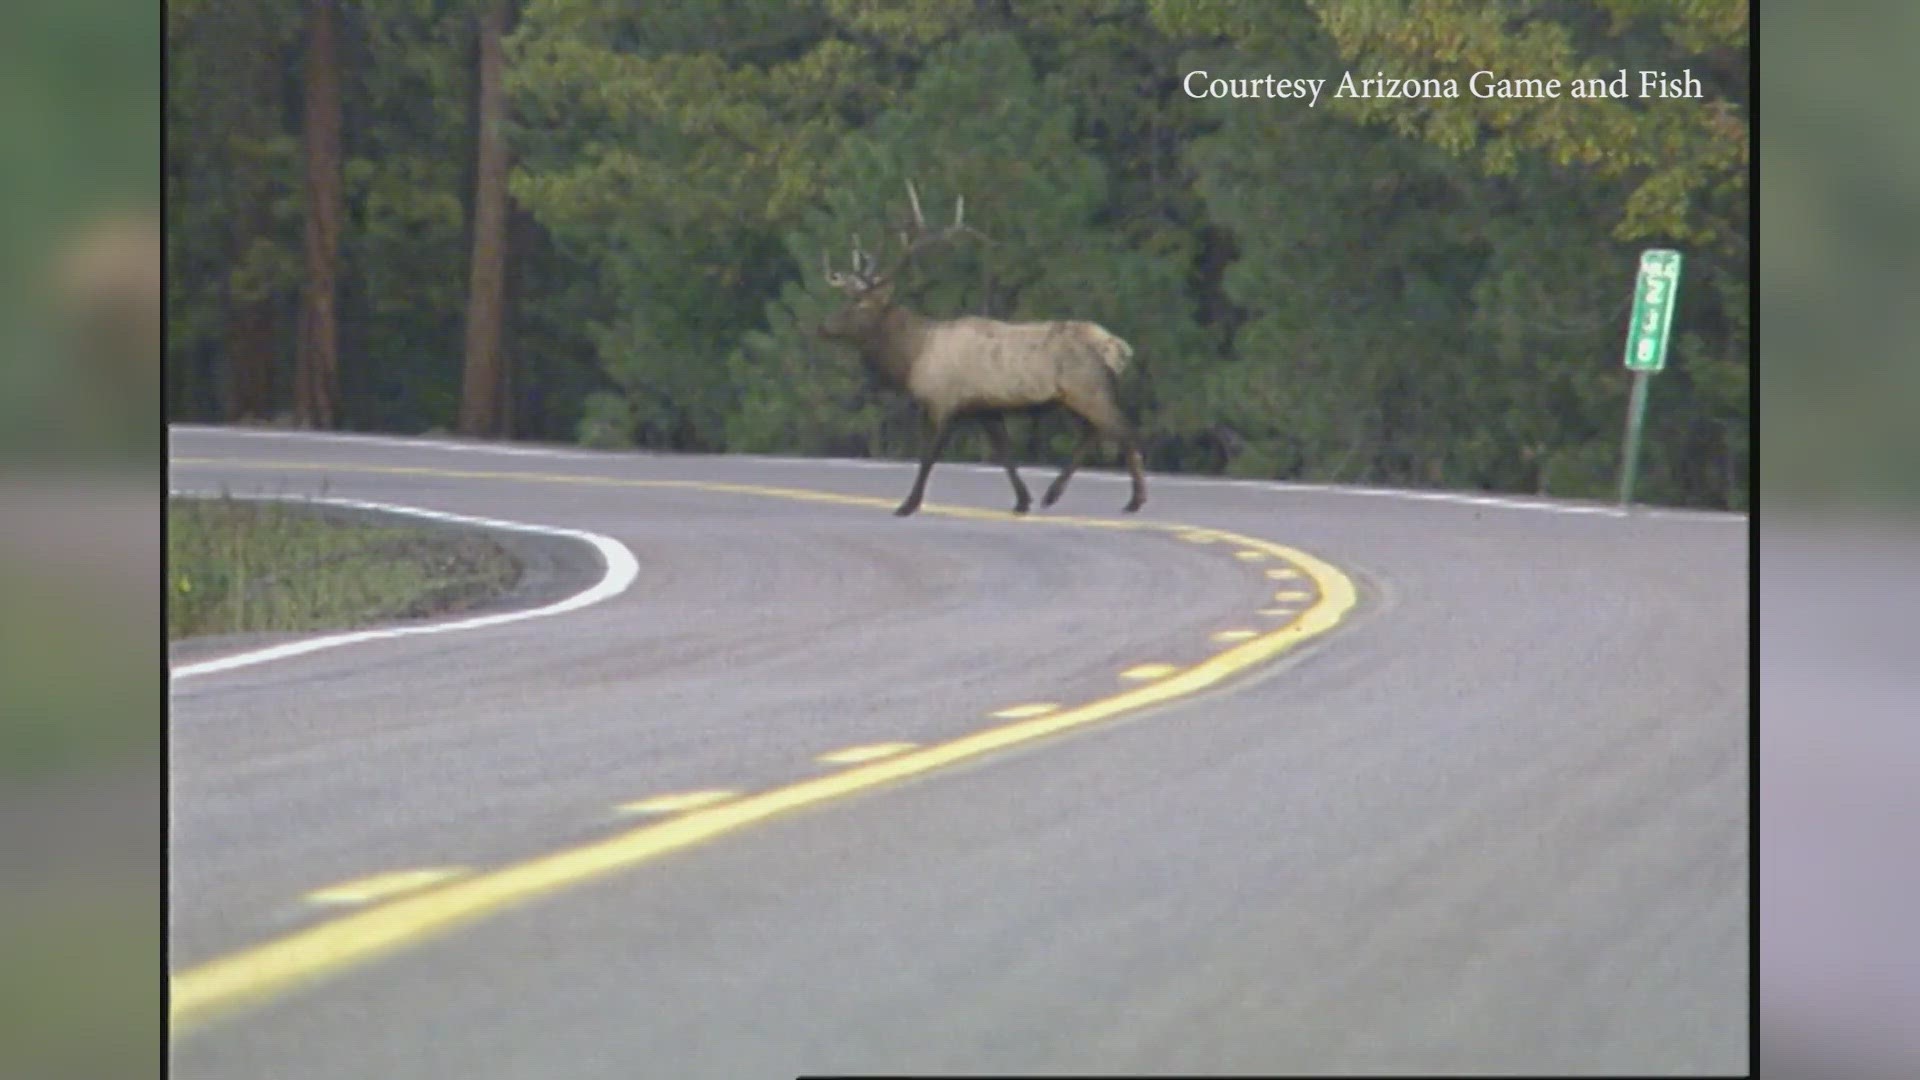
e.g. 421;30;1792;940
165;0;303;422
1152;0;1747;503
507;0;966;450
1153;0;1748;250
332;0;479;434
459;0;516;437
294;0;344;428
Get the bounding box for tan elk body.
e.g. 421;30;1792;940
817;182;1147;517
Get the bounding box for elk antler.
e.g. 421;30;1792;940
880;178;988;283
823;233;882;294
821;179;989;297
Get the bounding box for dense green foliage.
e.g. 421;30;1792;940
165;0;1748;508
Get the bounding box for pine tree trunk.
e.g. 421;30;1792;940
459;0;513;438
294;0;343;429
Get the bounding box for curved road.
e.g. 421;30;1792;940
167;426;1748;1077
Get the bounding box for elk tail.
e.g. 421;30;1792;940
1095;332;1133;378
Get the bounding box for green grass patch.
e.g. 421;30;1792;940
167;496;521;642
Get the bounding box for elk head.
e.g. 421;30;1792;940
816;179;984;343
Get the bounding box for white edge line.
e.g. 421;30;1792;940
170;425;603;461
169;425;1746;523
168;491;639;681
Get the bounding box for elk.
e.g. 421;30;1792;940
816;181;1147;518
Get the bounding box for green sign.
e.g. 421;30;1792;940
1623;248;1683;372
1617;247;1684;507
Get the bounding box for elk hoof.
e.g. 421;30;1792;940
1123;497;1145;513
1012;499;1031;515
1041;489;1064;508
894;502;920;517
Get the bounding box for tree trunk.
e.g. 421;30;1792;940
294;0;343;429
459;0;513;438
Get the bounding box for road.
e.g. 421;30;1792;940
167;425;1748;1077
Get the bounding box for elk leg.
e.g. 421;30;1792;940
980;415;1031;513
1121;436;1147;513
1067;394;1148;514
1043;417;1097;508
896;415;953;517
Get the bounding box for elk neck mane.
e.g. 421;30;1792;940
849;302;932;389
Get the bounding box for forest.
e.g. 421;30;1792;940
165;0;1749;509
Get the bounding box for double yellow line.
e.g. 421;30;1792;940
167;458;1358;1033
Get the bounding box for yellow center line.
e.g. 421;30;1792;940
816;742;917;765
617;790;739;816
304;868;469;907
166;456;1360;1034
989;703;1060;719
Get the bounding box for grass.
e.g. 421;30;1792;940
167;495;522;642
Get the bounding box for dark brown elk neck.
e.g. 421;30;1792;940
853;304;930;389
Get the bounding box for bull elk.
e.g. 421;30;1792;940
816;180;1147;517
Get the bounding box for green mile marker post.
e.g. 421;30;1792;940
1618;248;1683;507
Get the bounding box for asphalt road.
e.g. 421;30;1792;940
167;425;1749;1077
